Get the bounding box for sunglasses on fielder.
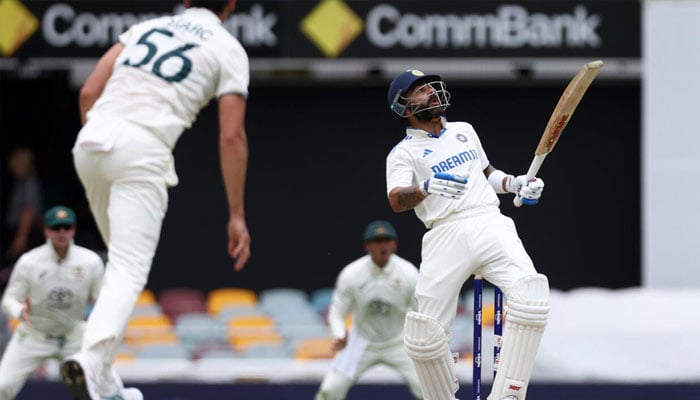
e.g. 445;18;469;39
49;224;74;231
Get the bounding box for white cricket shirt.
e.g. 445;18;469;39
328;254;418;344
386;121;500;228
1;241;104;336
87;7;250;149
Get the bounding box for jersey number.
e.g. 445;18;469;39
123;28;198;83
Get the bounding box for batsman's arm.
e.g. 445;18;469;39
219;94;251;271
388;186;427;212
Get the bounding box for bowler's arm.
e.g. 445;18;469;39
79;42;124;124
219;93;250;271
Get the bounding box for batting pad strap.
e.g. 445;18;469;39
404;311;459;400
487;169;510;194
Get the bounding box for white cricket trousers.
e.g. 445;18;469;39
0;323;84;400
315;339;423;400
73;118;174;363
417;208;538;329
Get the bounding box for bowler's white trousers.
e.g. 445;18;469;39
73;117;175;363
417;207;538;329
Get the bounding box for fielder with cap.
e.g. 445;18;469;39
0;206;139;399
385;70;549;400
315;220;423;400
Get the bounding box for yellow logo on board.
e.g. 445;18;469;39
0;0;38;57
300;0;363;58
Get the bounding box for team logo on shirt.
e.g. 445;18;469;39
430;149;479;173
72;266;86;279
456;134;468;143
368;299;391;315
48;287;74;310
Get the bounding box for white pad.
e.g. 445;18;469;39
488;274;549;400
404;311;458;400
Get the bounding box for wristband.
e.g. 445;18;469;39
487;170;509;194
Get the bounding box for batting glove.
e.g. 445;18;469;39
507;175;545;205
420;172;468;199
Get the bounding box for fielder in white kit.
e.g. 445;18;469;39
385;70;550;400
62;1;252;399
0;206;111;399
315;220;423;400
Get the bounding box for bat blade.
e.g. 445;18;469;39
534;60;604;156
513;60;603;207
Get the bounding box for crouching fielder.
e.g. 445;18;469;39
385;69;550;400
315;221;423;400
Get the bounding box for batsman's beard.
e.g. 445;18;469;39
415;106;446;122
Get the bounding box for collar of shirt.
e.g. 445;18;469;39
45;239;74;263
370;257;395;275
405;126;446;139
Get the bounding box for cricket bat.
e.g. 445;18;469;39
513;60;604;207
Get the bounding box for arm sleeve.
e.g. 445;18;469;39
386;146;415;196
1;258;29;319
327;270;353;339
217;41;250;98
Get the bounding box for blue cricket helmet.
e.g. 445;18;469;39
387;69;442;117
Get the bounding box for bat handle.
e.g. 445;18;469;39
513;154;548;207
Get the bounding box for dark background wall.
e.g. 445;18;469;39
0;71;640;293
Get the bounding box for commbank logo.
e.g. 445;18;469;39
300;0;363;58
0;0;38;57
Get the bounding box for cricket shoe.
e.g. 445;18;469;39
61;352;102;400
61;352;143;400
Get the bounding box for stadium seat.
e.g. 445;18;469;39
114;343;137;364
124;314;177;347
277;322;329;348
242;342;293;359
136;289;157;306
271;308;325;326
174;313;228;347
130;303;164;317
227;314;276;336
230;331;284;352
258;288;309;309
294;337;336;360
227;314;282;351
206;287;258;315
310;287;334;315
217;305;267;323
136;343;190;360
158;287;207;321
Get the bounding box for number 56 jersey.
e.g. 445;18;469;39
88;7;249;149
